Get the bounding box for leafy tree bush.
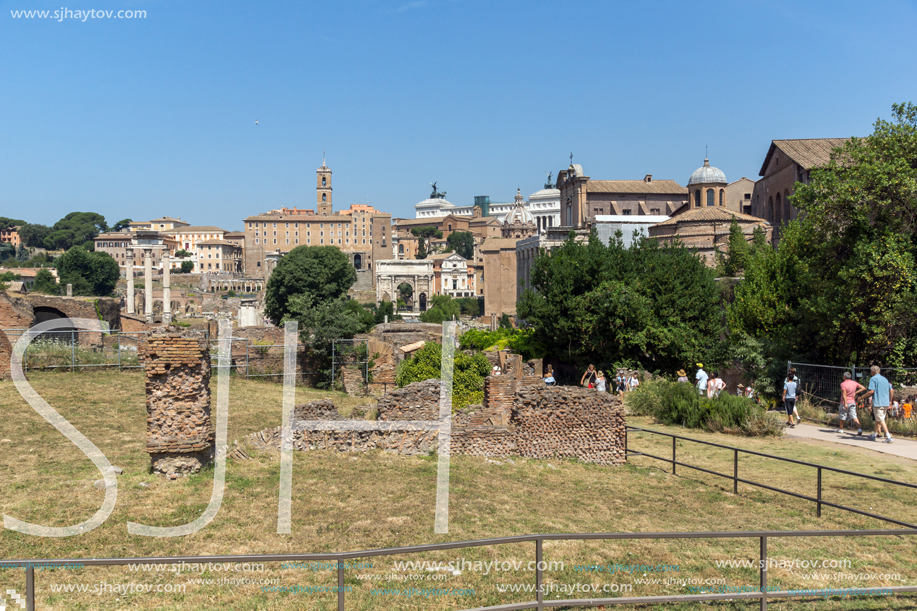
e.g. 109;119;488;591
518;230;722;374
411;226;442;259
420;294;461;323
180;260;194;274
455;297;481;317
446;231;474;259
0;242;14;262
373;300;402;324
395;342;491;409
729;103;917;368
55;245;119;296
0;271;20;291
111;218;132;232
264;246;356;323
44;212;108;251
31;269;59;294
18;223;52;248
628;378;782;436
458;327;546;360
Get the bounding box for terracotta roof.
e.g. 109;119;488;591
653;207;768;227
393;217;448;226
586;179;687;195
480;238;520;250
759;138;851;176
94;232;133;239
244;213;351;222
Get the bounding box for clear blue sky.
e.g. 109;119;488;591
2;0;916;229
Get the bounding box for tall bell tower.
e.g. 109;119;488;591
317;154;332;215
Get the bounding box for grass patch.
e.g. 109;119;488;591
0;374;916;610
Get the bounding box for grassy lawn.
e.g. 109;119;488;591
1;373;916;610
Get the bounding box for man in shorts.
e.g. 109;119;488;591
838;371;864;435
695;364;708;397
862;365;894;443
782;373;798;427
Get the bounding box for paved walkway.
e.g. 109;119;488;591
784;422;917;460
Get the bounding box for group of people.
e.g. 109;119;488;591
684;364;728;398
572;364;639;394
835;365;897;443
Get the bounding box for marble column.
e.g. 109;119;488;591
126;250;135;314
413;275;419;313
162;258;171;324
144;250;153;322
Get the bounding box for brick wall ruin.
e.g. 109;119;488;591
0;328;11;381
253;376;626;466
141;330;215;478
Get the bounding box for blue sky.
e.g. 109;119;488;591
2;0;916;229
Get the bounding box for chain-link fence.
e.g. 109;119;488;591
3;328;149;372
788;360;917;408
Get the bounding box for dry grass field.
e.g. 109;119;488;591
1;372;916;610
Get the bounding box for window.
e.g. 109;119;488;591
273;239;277;244
322;177;326;186
286;239;289;244
622;210;631;216
694;190;701;207
255;239;259;244
720;189;725;206
295;231;299;237
706;189;715;207
322;194;327;202
650;208;660;215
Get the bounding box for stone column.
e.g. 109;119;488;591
144;249;153;322
162;258;171;323
141;331;214;478
413;275;419;313
126;249;135;314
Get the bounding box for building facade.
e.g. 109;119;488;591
429;252;475;298
243;160;391;281
195;239;243;274
374;259;435;312
129;217;190;233
750;138;850;238
0;226;22;247
414;183;561;232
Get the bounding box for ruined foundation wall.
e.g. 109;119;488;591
141;331;215;477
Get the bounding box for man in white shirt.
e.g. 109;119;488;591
695;364;708;397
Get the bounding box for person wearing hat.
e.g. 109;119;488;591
676;369;689;383
695;363;708;396
736;383;745;396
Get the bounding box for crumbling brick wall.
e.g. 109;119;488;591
254;378;626;466
141;331;215;478
0;329;12;380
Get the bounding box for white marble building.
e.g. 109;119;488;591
415;188;560;234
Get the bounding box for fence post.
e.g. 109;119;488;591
759;536;767;611
817;467;822;517
535;538;544;609
26;565;34;611
246;341;250;379
71;329;76;372
337;560;345;611
672;436;676;475
734;449;738;494
118;332;122;371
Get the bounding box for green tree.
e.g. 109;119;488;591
0;271;20;291
518;230;722;373
374;300;402;324
720;219;751;277
0;217;26;231
730;103;917;368
111;218;132;232
44;212;108;251
175;249;192;258
16;245;29;263
420;294;462;323
31;269;59;294
55;245;120;296
18;224;52;248
446;231;474;259
180;260;195;274
286;295;369;388
395;342;491;409
397;282;413;304
0;242;15;262
411;226;442;259
264;245;357;323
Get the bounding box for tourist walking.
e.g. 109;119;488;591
783;373;798;427
595;370;607;392
712;372;726;397
676;369;689;383
581;364;597;389
615;372;627;395
788;368;802;423
695;364;708;397
863;365;894;443
838;371;864;435
627;372;639;392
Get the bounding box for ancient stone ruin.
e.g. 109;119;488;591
0;328;12;381
140;330;215;478
254;366;626;466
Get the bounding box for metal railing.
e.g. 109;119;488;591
626;426;917;528
3;328;150;372
2;529;916;610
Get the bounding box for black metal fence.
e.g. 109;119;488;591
2;529;916;610
626;426;917;528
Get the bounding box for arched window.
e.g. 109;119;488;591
694;190;701;207
720;189;725;206
398;244;404;254
322;177;326;186
322;193;327;202
706;189;714;207
775;193;782;225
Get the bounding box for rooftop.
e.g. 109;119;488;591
653;206;768;227
586;179;687;195
163;226;226;233
759;138;852;176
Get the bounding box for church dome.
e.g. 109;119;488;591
504;205;535;225
688;159;727;186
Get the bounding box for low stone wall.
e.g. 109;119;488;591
141;330;215;478
253;377;626;466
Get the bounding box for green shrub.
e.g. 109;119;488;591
395;342;490;410
457;328;546;360
628;378;781;437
